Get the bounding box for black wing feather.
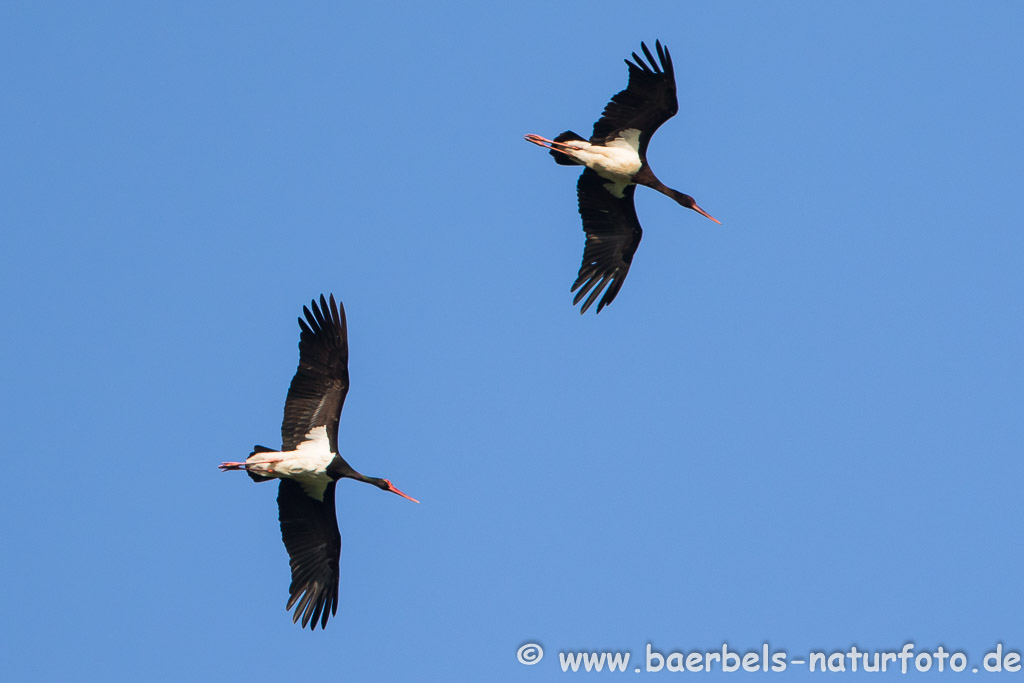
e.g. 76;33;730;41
571;169;643;314
281;294;349;452
590;40;678;156
278;479;341;630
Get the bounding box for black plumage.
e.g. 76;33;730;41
277;295;349;629
591;41;678;154
525;40;720;314
571;169;642;313
278;478;341;630
281;295;349;453
220;294;417;630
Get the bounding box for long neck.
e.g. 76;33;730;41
326;454;362;481
656;183;698;209
634;164;660;190
635;166;677;198
326;454;388;489
650;180;676;199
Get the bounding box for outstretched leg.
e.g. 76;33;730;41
218;456;283;472
524;132;589;166
524;134;578;155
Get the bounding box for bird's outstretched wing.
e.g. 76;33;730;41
571;169;643;314
278;479;341;630
591;40;678;156
281;294;349;453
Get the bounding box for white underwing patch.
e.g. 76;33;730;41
606;128;642;153
603;181;630;199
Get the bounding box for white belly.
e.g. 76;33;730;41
245;425;335;500
567;128;643;184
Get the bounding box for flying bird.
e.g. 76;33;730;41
219;294;418;630
525;40;720;314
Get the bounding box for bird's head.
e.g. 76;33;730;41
373;478;420;503
671;190;721;224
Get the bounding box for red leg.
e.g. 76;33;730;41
524;134;579;157
218;457;283;472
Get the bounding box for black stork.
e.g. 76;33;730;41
525;40;720;314
219;294;418;630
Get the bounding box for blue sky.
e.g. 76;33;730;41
2;1;1022;680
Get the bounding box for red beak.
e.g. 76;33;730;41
692;202;721;225
385;480;420;504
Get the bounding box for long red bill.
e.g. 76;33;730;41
693;203;721;225
386;480;420;504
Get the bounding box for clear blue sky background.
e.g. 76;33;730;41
2;2;1022;680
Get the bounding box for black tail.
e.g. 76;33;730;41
551;131;587;165
247;445;276;483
